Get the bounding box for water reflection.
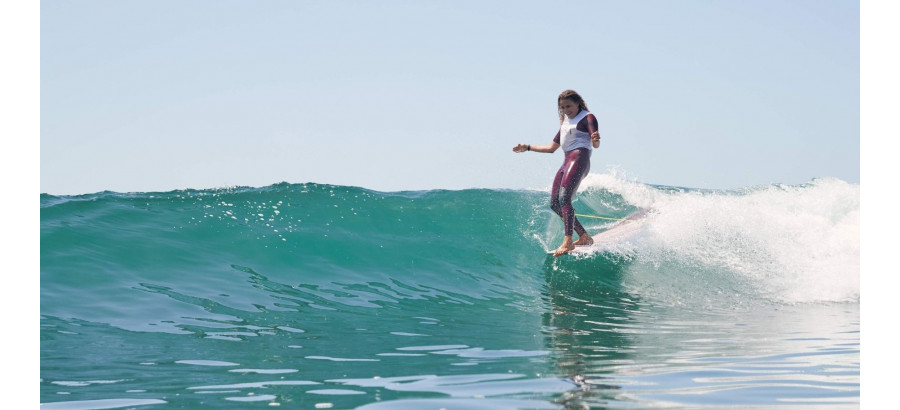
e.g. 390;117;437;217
540;252;860;408
42;250;858;408
542;253;633;407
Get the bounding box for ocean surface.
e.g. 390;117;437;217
41;174;860;409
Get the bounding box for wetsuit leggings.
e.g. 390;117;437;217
551;148;590;237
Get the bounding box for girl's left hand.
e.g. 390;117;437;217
591;131;600;142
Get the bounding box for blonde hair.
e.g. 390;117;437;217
558;89;590;123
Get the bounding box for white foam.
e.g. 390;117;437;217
580;174;860;304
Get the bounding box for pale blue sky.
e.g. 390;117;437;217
39;0;860;195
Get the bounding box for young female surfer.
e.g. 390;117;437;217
512;90;601;257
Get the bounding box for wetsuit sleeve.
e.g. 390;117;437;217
577;114;599;135
553;130;561;145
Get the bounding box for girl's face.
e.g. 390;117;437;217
559;98;580;119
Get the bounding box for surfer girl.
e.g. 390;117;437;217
513;90;601;257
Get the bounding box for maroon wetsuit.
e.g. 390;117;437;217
551;111;598;237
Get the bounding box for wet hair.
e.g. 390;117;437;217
558;90;590;123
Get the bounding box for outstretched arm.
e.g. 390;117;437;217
513;141;560;154
514;130;561;154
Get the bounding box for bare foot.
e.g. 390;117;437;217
553;244;574;257
573;234;594;247
553;237;575;257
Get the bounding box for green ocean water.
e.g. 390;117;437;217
41;176;860;409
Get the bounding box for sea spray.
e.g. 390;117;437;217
571;176;859;304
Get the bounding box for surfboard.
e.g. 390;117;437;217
547;209;650;256
547;244;594;256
